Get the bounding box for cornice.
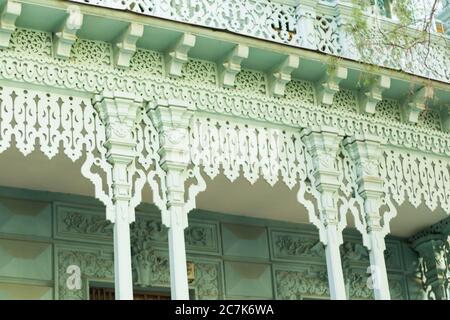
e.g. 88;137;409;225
0;30;449;159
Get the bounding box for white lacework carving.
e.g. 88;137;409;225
231;69;267;95
380;149;450;213
337;146;366;246
181;59;217;86
68;0;450;82
337;144;399;246
283;79;315;105
0;28;448;159
189;115;336;243
8;29;52;59
327;89;359;113
189;115;307;189
69;39;112;67
417;109;442;131
134;108;206;217
128;49;164;77
315;15;340;55
373;99;402;123
0;85;116;214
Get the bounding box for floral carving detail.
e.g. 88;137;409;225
181;59;217;85
327;89;359;113
275;268;329;299
128;49;164;77
346;272;374;300
341;242;369;263
8;29;52;58
283;80;315;105
373;99;402;123
131;217;167;242
164;128;187;145
315;15;340;55
192;262;221;299
58;249;114;300
61;212;113;236
274;234;324;258
233;70;267;95
185;226;209;247
70;39;112;67
417;109;442;131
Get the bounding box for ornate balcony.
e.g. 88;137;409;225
68;0;450;83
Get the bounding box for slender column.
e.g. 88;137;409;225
148;99;194;300
94;91;142;300
344;135;390;300
302;127;347;300
411;219;450;300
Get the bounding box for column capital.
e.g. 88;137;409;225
410;227;449;300
301;126;343;192
147;99;194;171
147;99;194;229
343;134;384;198
93;91;143;223
301;127;343;228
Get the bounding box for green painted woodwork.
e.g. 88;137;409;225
0;238;52;281
0;283;53;300
221;224;269;260
0;186;428;300
0;197;51;237
224;261;273;299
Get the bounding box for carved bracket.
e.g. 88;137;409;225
358;75;391;114
401;86;434;124
53;5;83;59
165;33;196;78
113;22;144;68
316;66;348;106
268;54;300;97
218;44;249;88
0;1;21;49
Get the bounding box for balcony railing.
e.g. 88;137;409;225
69;0;450;83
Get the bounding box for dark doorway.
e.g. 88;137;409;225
89;287;171;300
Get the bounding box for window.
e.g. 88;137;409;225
89;287;171;300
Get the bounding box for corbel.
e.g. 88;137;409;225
165;33;196;77
401;86;434;124
442;107;450;132
268;54;300;97
218;44;249;88
53;5;83;59
113;22;144;68
315;65;348;105
0;1;21;49
358;75;391;114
